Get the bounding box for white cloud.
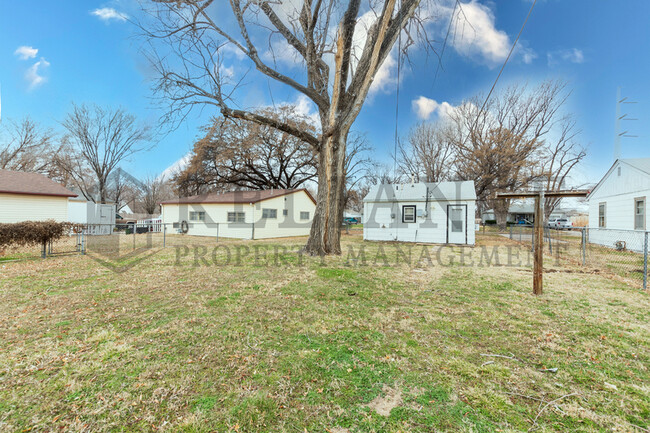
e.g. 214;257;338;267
262;39;303;68
447;1;510;66
91;7;128;22
547;48;585;66
160;153;192;182
25;58;50;90
412;96;457;121
14;46;38;60
519;46;538;64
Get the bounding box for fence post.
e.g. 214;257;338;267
216;223;219;242
163;225;166;248
509;225;513;240
643;232;648;290
133;224;136;250
581;228;586;266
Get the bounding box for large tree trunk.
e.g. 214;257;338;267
493;199;510;230
304;130;348;255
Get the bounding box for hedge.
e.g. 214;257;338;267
0;221;75;255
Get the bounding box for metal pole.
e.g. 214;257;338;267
509;224;513;240
581;228;586;266
643;232;648;290
163;225;166;248
133;223;136;250
216;223;219;242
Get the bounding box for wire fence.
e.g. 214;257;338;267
502;225;648;288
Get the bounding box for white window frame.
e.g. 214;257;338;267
262;208;277;219
227;212;245;223
402;205;416;223
634;197;645;230
598;202;606;228
190;211;206;221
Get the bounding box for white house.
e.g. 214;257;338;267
587;158;650;251
68;197;116;234
160;188;316;239
363;181;477;245
0;169;77;223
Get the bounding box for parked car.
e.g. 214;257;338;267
343;217;360;225
516;219;532;225
547;218;572;230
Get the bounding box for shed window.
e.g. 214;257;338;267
227;212;245;223
283;209;288;216
262;208;277;219
300;211;310;220
190;211;205;221
402;205;416;223
635;198;645;230
598;203;606;228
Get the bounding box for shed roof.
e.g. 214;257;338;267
160;188;316;205
0;169;78;198
363;181;476;203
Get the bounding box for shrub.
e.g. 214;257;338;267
0;221;74;256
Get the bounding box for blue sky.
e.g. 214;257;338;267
1;1;649;184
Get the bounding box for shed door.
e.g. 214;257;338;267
447;204;467;244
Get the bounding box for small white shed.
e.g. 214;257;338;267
68;197;116;234
363;181;477;245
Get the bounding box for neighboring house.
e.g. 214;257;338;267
587;158;650;251
0;169;77;223
68;197;116;235
363;181;477;245
160;189;316;239
482;203;567;224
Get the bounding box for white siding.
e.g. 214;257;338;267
587;160;650;252
161;190;315;239
0;193;69;223
364;199;476;245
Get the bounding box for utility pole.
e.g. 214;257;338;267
614;87;638;161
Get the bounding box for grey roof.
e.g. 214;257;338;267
621;158;650;175
363;181;476;203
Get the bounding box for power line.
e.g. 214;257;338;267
393;0;403;179
474;0;537;123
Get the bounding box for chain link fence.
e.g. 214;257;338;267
503;224;648;288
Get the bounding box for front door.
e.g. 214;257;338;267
447;204;467;244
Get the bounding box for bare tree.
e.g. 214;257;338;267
446;80;571;226
141;175;171;215
141;0;433;255
536;118;587;219
58;104;151;204
0;118;58;175
398;122;454;182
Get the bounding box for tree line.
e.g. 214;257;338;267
0;104;172;215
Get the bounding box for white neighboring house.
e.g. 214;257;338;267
587;158;650;252
160;189;316;239
363;181;477;245
0;169;77;223
68;197;116;235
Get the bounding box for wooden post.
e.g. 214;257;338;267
496;190;588;296
533;193;543;295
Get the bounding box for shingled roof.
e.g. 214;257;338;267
0;169;78;198
160;188;316;205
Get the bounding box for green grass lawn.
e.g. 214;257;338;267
0;234;648;432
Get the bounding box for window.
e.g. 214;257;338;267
451;208;463;232
300;211;310;220
635;198;645;230
283;209;288;216
262;208;277;219
190;211;205;221
598;202;606;228
617;166;621;176
402;205;416;223
227;212;245;223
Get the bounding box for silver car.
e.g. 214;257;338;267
548;218;572;230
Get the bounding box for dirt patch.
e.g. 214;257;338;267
365;385;403;416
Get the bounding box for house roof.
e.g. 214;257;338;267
0;169;78;198
160;188;316;205
588;158;650;199
363;181;477;203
